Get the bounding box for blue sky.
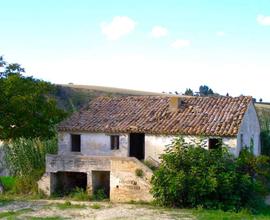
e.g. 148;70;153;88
1;0;270;100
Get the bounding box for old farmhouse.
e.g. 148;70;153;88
38;95;261;202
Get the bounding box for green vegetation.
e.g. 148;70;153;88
0;59;67;140
0;208;32;219
0;176;15;191
68;187;90;201
193;208;270;220
135;168;144;177
90;203;102;209
93;188;107;201
256;103;270;156
2;138;57;195
151;137;270;212
55;200;86;210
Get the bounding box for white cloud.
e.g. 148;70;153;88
171;39;191;48
100;16;137;40
150;26;168;38
216;31;225;37
257;15;270;26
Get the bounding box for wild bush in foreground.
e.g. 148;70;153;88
151;137;270;211
3;138;57;194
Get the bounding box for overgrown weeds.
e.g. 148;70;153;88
2;138;57;195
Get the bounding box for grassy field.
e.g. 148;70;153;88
1;197;270;220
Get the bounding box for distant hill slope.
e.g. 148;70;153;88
53;84;164;112
54;85;270;128
255;103;270;129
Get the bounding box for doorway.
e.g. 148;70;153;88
129;133;145;160
92;171;110;199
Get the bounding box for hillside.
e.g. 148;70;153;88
53;84;164;112
255;103;270;129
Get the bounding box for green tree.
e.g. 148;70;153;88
199;85;214;96
0;57;67;139
184;88;194;96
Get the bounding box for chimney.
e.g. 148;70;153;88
169;97;181;112
169;96;188;112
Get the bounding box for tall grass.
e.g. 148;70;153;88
3;138;57;194
4;138;57;177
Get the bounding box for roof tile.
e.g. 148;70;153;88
58;95;252;137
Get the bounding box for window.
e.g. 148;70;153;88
208;138;222;150
110;135;119;150
71;134;81;152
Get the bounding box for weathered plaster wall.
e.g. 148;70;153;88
58;132;128;157
237;103;261;156
223;137;238;156
144;135;174;162
58;132;240;161
145;135;238;161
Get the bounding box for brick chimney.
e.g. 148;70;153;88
169;97;181;112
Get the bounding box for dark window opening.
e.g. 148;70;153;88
71;134;81;152
129;133;145;160
110;135;119;150
208;138;222;150
92;171;110;199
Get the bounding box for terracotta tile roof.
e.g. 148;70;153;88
58;96;252;137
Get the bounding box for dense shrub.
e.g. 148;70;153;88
3;138;57;194
0;176;15;191
151;137;270;211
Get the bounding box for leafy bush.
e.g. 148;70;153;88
93;188;107;201
151;137;270;211
0;176;15;191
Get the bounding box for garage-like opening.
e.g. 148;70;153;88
129;133;145;160
92;171;110;199
54;171;87;195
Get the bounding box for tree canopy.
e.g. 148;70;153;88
0;57;67;140
199;85;214;96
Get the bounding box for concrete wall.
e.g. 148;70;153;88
237;102;261;156
39;154;153;202
58;132;128;157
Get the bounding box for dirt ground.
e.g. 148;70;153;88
0;199;195;220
